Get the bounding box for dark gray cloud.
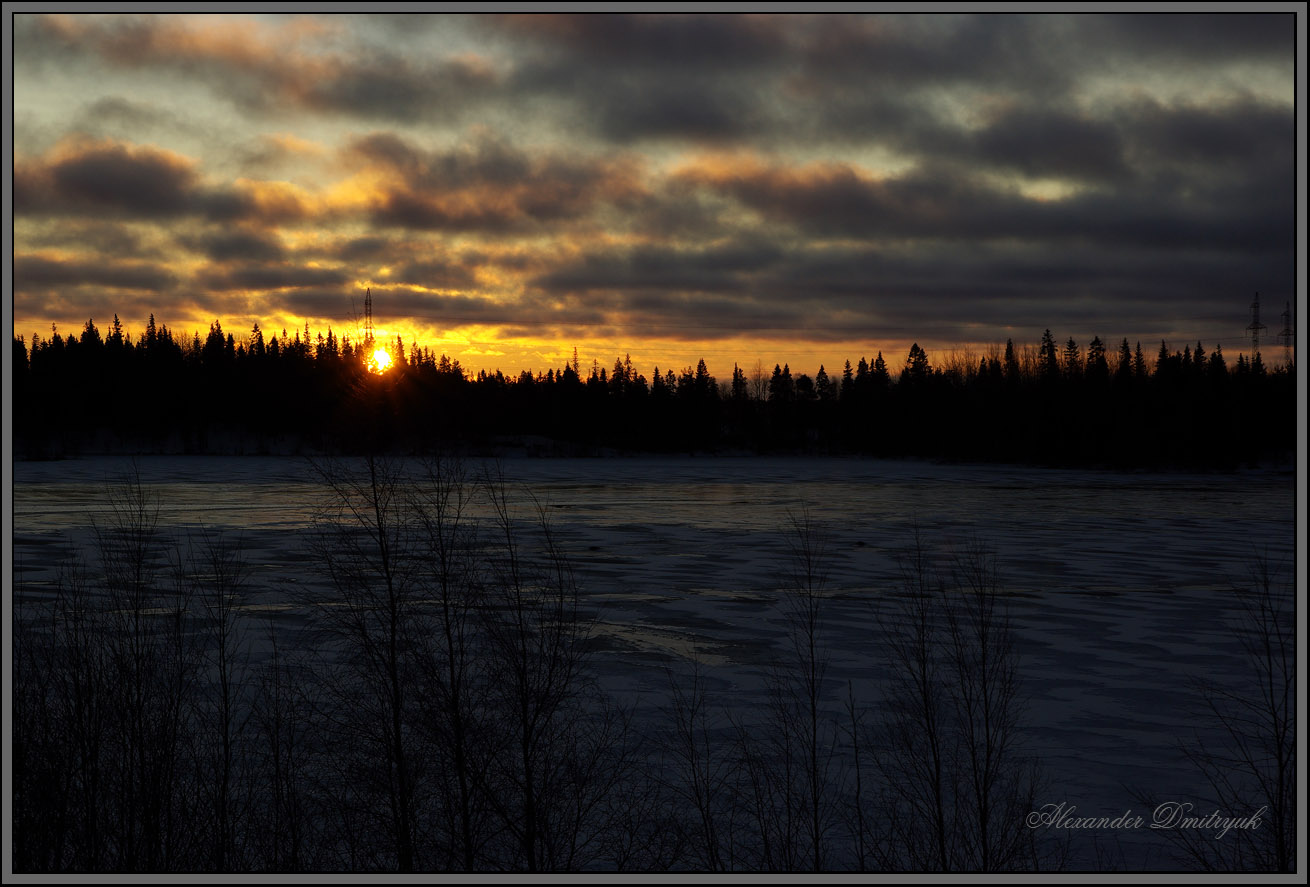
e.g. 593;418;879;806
803;91;1292;192
333;236;392;261
348;130;587;192
184;230;287;263
489;13;787;142
617;187;733;240
15;139;315;228
369;191;519;232
348;130;642;231
24;12;1292;149
199;263;349;292
971;108;1131;182
794;14;1069;96
1118;97;1296;174
527;229;1292;346
490;13;789;68
263;288;373;325
303;53;499;122
309;237;484;292
24;221;157;258
22;14;501;125
533;240;784;296
15;254;178;293
592;79;770;143
195;186;312;226
760;242;1274;314
77;95;184;136
674;152;1294;255
391;261;478;290
801;91;953;150
1087;12;1295;60
16;141;197;216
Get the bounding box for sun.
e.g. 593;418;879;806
370;347;393;373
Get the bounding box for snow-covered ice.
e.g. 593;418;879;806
12;454;1296;870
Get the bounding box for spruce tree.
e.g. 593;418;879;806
872;352;890;388
1208;345;1227;380
1133;342;1147;379
695;359;715;398
1155;340;1171;377
1003;339;1021;382
1086;336;1108;385
107;315;125;351
769;363;795;402
904;343;930;383
732;363;748;401
80;318;103;350
814;365;834;402
1038;329;1059;381
1115;338;1133;384
1063;338;1082;380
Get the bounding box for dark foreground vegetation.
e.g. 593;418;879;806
12;461;1295;873
12;318;1295;467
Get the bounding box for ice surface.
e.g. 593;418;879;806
12;454;1296;870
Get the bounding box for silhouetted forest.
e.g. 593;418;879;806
13;316;1295;467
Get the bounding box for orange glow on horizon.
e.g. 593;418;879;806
20;311;1268;383
5;310;1035;379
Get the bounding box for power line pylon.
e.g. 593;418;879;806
364;287;374;351
1278;300;1293;368
1246;291;1267;361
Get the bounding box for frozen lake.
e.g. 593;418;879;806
12;454;1297;871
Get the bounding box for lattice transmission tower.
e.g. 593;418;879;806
1278;300;1294;368
364;286;374;350
1246;291;1267;361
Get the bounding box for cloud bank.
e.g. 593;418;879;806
12;11;1298;371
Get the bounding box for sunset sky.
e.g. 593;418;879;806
9;11;1299;377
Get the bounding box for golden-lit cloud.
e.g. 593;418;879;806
228;178;315;225
265;133;326;158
